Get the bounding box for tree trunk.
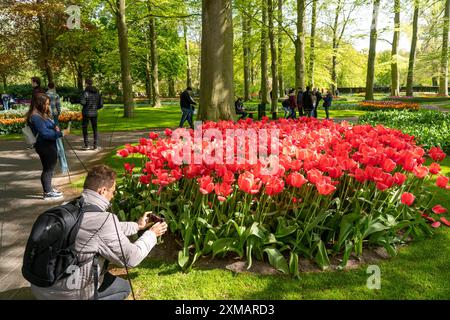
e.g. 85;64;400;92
149;13;161;107
277;0;284;97
37;8;53;84
168;77;176;97
295;0;306;92
76;65;83;90
116;0;134;117
145;53;153;103
331;2;340;95
268;0;278;118
308;0;317;88
2;75;7;91
199;0;235;121
406;0;419;97
242;13;251;101
390;0;400;97
365;0;381;101
439;0;450;96
261;0;269;105
183;21;193;89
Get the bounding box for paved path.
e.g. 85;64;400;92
0;130;151;299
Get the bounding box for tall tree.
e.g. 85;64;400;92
277;0;284;97
365;0;381;101
149;13;161;107
183;20;193;89
261;0;269;105
145;53;153;103
107;0;135;117
199;0;235;121
295;0;306;91
268;0;278;118
439;0;450;96
242;12;251;101
308;0;317;88
391;0;401;96
406;0;420;97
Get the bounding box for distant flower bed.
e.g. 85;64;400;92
0;111;82;135
359;101;419;111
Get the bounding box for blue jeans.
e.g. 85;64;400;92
2;99;9;111
179;108;194;128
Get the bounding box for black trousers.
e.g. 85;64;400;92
35;141;58;194
97;272;131;300
82;116;98;147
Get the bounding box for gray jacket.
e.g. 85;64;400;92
31;189;157;300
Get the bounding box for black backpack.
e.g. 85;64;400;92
22;197;100;287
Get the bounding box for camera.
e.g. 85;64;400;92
146;213;165;224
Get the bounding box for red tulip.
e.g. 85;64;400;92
428;147;446;162
164;128;173;136
214;182;233;202
286;172;307;188
393;172;407;186
139;175;151;185
117;149;129;158
265;177;285;196
382;158;396;173
432;205;447;214
401;192;415;206
124;163;135;174
413;166;429;179
149;132;159;140
428;163;441;175
421;213;436;223
436;175;450;189
316;182;336;196
431;221;441;228
238;172;262;195
198;176;215;195
439;217;450;227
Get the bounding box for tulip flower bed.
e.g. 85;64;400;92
359;101;419;111
359;110;450;154
0;111;82;135
113;117;449;274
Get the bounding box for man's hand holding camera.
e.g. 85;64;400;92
138;211;168;237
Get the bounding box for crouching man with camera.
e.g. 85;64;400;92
23;165;168;300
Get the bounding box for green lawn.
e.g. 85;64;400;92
103;149;450;300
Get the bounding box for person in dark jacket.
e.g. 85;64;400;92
302;86;314;117
31;77;45;109
235;98;248;119
313;88;322;118
26;94;70;200
179;87;196;129
296;88;304;117
323;90;333;119
80;79;103;150
288;89;298;119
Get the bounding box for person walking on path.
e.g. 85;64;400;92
287;89;298;119
179;87;196;129
296;88;304;117
31;77;45;109
80;79;103;150
29;165;168;300
26;93;70;200
313;88;322;118
302;86;314;117
47;82;69;174
323;90;333;120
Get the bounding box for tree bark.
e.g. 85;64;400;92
439;0;450;96
183;21;193;89
168;77;176;97
308;0;317;88
242;13;251;101
406;0;419;97
37;7;53;84
268;0;278;118
149;13;161;107
365;0;381;101
390;0;400;97
116;0;134;117
76;65;83;90
277;0;284;97
2;75;7;91
145;53;153;103
295;0;306;92
261;0;269;105
199;0;235;121
331;1;341;95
